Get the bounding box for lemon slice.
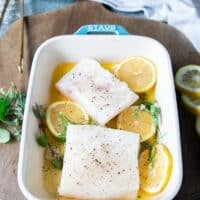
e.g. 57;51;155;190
139;143;173;194
116;106;156;142
46;101;89;139
196;116;200;137
181;94;200;115
175;65;200;97
115;56;157;93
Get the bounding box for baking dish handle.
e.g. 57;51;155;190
74;24;129;35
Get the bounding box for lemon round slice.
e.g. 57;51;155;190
116;106;156;142
46;101;89;139
181;94;200;115
115;56;157;93
175;65;200;97
139;144;173;194
196;116;200;137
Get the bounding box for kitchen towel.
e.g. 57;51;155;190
92;0;200;52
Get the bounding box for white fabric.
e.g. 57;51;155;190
92;0;200;52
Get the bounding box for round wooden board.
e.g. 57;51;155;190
0;1;200;200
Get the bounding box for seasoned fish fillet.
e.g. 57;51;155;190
58;125;140;200
56;58;138;125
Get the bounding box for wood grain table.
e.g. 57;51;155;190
0;1;200;200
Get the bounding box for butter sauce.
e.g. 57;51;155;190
44;63;157;200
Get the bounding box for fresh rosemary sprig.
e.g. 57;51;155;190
32;104;63;169
0;84;26;143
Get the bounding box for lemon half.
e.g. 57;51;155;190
175;65;200;97
139;144;173;194
46;101;89;139
181;94;200;115
196;116;200;137
114;56;157;93
117;106;156;142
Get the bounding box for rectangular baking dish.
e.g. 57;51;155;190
18;24;182;200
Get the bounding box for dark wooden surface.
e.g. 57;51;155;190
0;1;200;200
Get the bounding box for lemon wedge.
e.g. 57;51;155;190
175;65;200;97
181;94;200;115
46;101;89;139
116;106;156;142
114;56;157;93
196;116;200;137
139;144;173;194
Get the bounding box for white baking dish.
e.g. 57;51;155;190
18;24;182;200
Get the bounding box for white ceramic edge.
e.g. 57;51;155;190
150;38;183;200
18;38;49;200
17;35;183;200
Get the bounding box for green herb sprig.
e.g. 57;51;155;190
32;104;63;169
0;84;26;143
57;112;72;140
142;142;157;167
132;109;139;118
133;101;162;167
139;101;161;130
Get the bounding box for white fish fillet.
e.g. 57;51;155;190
58;125;140;200
56;58;138;125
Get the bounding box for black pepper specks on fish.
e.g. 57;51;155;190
58;124;140;198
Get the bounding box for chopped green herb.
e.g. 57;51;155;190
147;144;157;167
140;104;147;111
36;133;48;147
139;101;161;129
143;142;157;167
132;109;139;118
150;103;161;128
58;113;69;136
51;158;63;170
0;128;11;143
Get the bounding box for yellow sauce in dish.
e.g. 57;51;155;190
44;63;160;200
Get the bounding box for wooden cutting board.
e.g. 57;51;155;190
0;1;199;200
